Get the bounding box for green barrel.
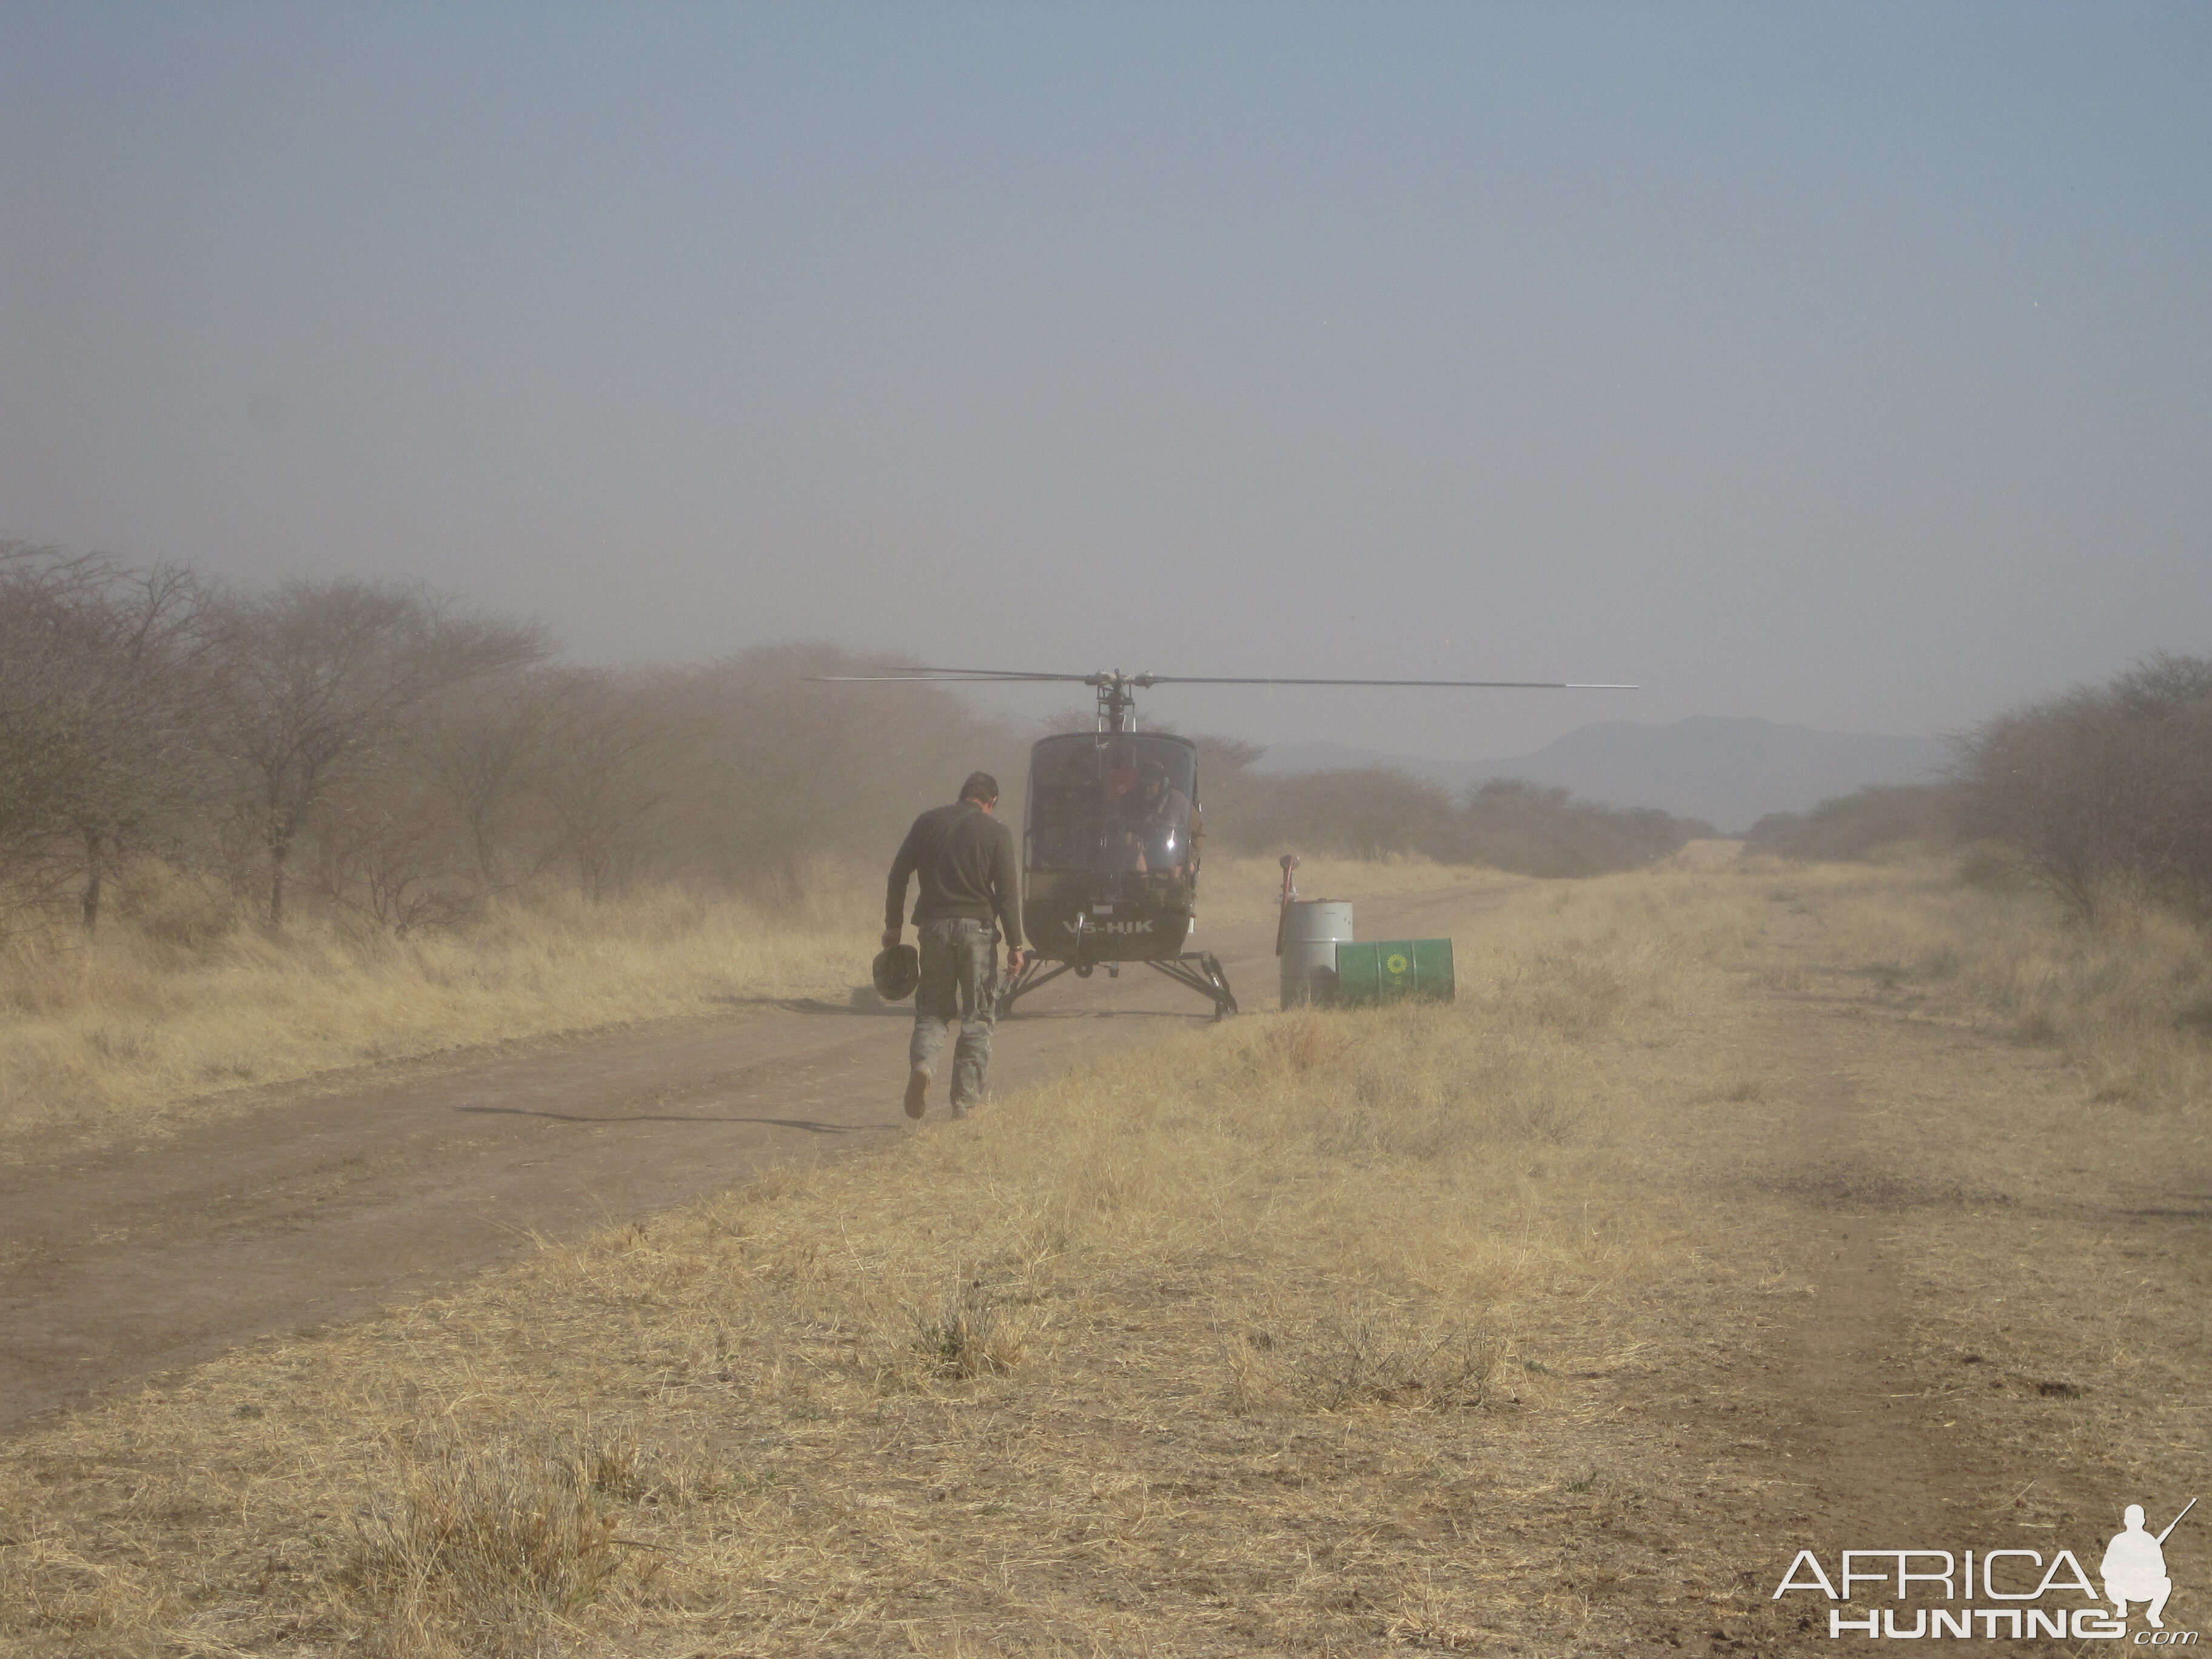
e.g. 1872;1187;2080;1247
1332;939;1455;1007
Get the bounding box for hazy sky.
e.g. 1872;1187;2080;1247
4;3;2207;759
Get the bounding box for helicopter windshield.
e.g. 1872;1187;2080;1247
1026;734;1197;876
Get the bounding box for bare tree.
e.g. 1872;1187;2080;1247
212;580;546;927
0;546;221;930
58;564;221;931
1743;783;1962;863
1130;734;1698;876
1242;766;1467;861
420;668;580;893
675;644;1027;903
0;545;97;910
531;668;693;902
2108;655;2212;919
1458;779;1691;876
315;763;479;934
1957;655;2212;923
1960;691;2166;922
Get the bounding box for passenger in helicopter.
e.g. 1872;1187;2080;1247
1102;742;1140;805
1122;760;1194;877
1094;743;1148;870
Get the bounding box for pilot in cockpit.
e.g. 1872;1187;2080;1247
1124;760;1193;877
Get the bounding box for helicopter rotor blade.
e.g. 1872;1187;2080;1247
803;671;1089;683
808;668;1635;689
882;666;1097;680
1142;676;1638;690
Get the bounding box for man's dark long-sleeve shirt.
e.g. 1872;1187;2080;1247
886;802;1025;947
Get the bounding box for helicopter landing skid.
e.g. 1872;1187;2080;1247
1145;953;1239;1021
996;951;1237;1021
996;956;1074;1013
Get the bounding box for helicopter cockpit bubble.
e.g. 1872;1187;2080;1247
1025;732;1198;884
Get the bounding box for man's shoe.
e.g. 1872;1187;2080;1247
903;1067;931;1119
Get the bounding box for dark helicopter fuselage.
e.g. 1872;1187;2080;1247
1021;731;1200;965
1002;728;1236;1016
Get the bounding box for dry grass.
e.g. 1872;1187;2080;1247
0;873;880;1147
0;870;1748;1657
4;857;2204;1655
1741;853;2212;1111
0;853;1493;1151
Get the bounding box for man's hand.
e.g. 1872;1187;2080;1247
882;927;902;949
1006;947;1033;973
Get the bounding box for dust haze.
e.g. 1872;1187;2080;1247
3;5;2208;765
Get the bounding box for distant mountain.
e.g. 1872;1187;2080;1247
1250;717;1949;834
1248;739;1477;788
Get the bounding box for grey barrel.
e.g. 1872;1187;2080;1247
1279;900;1354;1008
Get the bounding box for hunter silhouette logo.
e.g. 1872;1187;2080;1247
2105;1500;2193;1631
1771;1497;2197;1640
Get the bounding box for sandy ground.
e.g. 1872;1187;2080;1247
1461;900;2212;1654
0;886;1501;1433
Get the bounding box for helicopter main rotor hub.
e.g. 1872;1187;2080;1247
1085;671;1157;733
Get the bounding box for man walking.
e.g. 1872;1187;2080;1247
883;771;1030;1119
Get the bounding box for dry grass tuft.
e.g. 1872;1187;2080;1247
343;1428;636;1653
1227;1299;1504;1415
900;1278;1031;1383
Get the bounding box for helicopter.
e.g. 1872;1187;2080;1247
808;666;1634;1019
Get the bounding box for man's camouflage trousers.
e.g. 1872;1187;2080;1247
911;917;999;1114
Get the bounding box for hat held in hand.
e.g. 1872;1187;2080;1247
872;943;920;1001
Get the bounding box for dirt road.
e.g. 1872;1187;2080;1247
1472;902;2211;1652
0;887;1500;1433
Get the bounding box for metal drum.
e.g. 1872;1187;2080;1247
1333;939;1456;1007
1279;900;1354;1008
